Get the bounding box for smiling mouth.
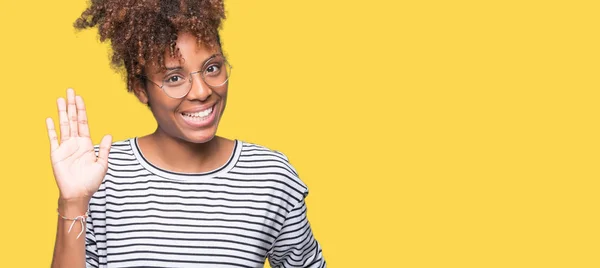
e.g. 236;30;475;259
181;105;215;121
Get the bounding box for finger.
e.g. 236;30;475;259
57;97;70;142
76;96;90;138
67;88;78;138
46;117;59;152
96;135;112;168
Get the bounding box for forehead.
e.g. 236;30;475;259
164;33;220;67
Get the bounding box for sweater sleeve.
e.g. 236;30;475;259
267;197;326;268
85;212;99;268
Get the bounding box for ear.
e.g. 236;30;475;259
133;78;149;105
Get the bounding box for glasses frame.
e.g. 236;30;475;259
140;53;232;99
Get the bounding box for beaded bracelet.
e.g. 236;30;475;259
57;209;88;239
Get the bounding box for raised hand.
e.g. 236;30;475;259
46;88;112;203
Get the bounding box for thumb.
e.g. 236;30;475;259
96;135;112;168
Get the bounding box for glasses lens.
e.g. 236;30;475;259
202;55;231;87
162;74;191;98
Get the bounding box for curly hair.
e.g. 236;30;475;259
74;0;225;92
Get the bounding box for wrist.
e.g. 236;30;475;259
57;197;90;217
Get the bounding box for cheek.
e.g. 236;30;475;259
148;92;181;121
217;87;228;107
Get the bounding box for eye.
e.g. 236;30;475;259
205;64;221;75
165;75;185;84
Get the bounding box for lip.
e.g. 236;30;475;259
179;103;217;114
179;103;218;128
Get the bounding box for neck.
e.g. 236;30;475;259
138;128;228;173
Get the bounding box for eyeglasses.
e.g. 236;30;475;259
141;54;232;99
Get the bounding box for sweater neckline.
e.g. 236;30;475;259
129;137;242;180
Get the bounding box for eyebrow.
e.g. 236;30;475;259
164;53;220;72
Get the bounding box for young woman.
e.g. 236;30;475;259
48;0;326;267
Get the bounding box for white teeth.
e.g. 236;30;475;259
183;107;213;118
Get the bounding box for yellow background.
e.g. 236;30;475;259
0;0;599;267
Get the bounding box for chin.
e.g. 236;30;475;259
180;129;218;144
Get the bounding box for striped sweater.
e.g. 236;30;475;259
86;138;326;268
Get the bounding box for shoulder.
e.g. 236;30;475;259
236;140;309;199
93;138;135;159
90;138;139;202
238;141;293;164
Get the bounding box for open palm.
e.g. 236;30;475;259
46;88;112;201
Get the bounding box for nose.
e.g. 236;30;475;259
186;72;212;101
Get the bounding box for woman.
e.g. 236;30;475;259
48;0;326;267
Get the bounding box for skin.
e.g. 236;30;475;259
48;31;233;267
133;31;234;173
